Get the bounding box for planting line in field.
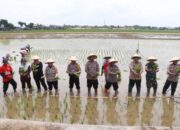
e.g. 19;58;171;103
31;49;137;66
119;51;124;65
118;50;123;63
30;48;171;76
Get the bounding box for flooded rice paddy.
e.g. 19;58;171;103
0;39;180;127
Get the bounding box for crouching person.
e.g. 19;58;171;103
162;57;180;97
66;56;81;95
105;58;121;96
31;55;47;93
19;58;32;94
0;58;17;96
45;59;59;95
145;56;159;97
85;53;100;96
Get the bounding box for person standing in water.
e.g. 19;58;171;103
0;58;17;96
31;55;47;93
19;58;32;94
128;54;143;97
66;56;81;95
85;53;100;96
145;56;159;97
162;57;180;97
45;59;59;95
101;56;111;83
104;58;121;96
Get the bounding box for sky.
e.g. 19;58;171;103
1;0;180;27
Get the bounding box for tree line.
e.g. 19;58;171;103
0;19;180;31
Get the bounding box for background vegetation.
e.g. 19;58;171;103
1;19;180;33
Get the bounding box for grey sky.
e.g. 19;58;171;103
1;0;180;27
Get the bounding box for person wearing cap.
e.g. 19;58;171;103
85;53;100;96
128;53;143;97
145;56;159;97
19;58;32;93
66;56;81;95
162;57;180;97
31;55;47;93
105;58;121;96
3;54;13;64
45;59;59;95
0;58;17;96
101;56;111;83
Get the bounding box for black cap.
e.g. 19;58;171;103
2;57;8;64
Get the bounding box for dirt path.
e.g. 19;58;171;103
0;119;177;130
1;32;180;39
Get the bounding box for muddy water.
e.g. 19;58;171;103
0;39;180;126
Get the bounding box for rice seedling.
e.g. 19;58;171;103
176;67;180;73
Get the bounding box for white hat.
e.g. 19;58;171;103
32;55;40;60
70;56;78;61
87;53;97;59
109;58;118;63
147;56;157;61
170;57;180;62
45;58;55;63
131;53;141;59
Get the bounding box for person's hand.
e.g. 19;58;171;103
133;72;138;76
70;72;74;75
74;72;80;77
117;77;121;82
148;69;153;72
96;72;100;77
175;73;179;76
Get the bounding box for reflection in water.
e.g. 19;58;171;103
85;98;99;124
104;98;120;125
4;95;20;119
126;98;140;126
69;97;82;124
48;95;60;122
141;98;156;125
34;94;47;120
161;98;175;127
22;94;34;119
1;93;180;126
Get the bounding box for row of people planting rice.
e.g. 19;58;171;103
0;52;180;98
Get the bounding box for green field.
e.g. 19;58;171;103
1;28;180;34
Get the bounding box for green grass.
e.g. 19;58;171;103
1;28;180;34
